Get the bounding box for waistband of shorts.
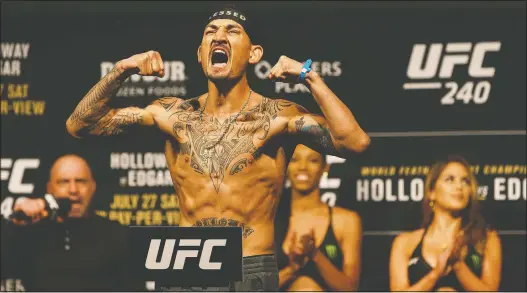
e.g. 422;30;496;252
242;254;276;265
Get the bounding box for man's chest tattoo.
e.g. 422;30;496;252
170;98;292;193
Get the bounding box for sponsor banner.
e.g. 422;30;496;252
94;191;180;227
403;41;501;106
0;42;47;117
100;61;189;99
337;135;526;231
1;2;525;291
93;146;180;227
0;157;41;196
0;42;30;78
254;59;343;95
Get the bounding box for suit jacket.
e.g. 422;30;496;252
1;212;145;291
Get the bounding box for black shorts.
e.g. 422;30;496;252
161;254;279;292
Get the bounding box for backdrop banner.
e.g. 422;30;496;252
1;1;525;291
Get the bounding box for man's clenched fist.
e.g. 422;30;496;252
12;197;48;225
117;50;165;77
268;55;307;84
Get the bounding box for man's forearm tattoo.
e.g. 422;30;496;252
69;67;126;126
91;111;142;136
299;119;338;153
193;217;255;239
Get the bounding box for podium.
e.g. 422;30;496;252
131;226;243;289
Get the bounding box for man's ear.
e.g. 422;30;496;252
197;46;202;64
249;45;263;64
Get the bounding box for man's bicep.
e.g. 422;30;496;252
89;107;154;136
287;114;342;157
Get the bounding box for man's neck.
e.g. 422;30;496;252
205;75;252;118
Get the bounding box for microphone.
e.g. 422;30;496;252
8;194;72;222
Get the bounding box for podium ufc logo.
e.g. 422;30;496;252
403;41;501;106
0;158;39;193
134;227;242;287
145;239;226;270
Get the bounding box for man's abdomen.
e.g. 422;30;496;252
170;149;285;256
178;207;277;257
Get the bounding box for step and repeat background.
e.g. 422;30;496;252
1;1;525;291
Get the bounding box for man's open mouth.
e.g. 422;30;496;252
211;47;229;68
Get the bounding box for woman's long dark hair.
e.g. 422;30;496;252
422;155;489;254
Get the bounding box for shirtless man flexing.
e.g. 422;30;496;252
66;5;370;291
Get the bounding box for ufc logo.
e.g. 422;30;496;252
145;239;226;270
407;41;501;79
0;158;39;193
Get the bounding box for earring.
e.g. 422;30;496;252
322;172;328;179
429;201;435;209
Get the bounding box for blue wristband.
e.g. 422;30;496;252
299;59;312;82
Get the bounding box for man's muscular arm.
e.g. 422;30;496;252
285;108;341;158
270;56;370;158
289;72;369;158
66;67;152;138
66;51;164;138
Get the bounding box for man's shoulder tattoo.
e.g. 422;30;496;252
260;97;294;118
